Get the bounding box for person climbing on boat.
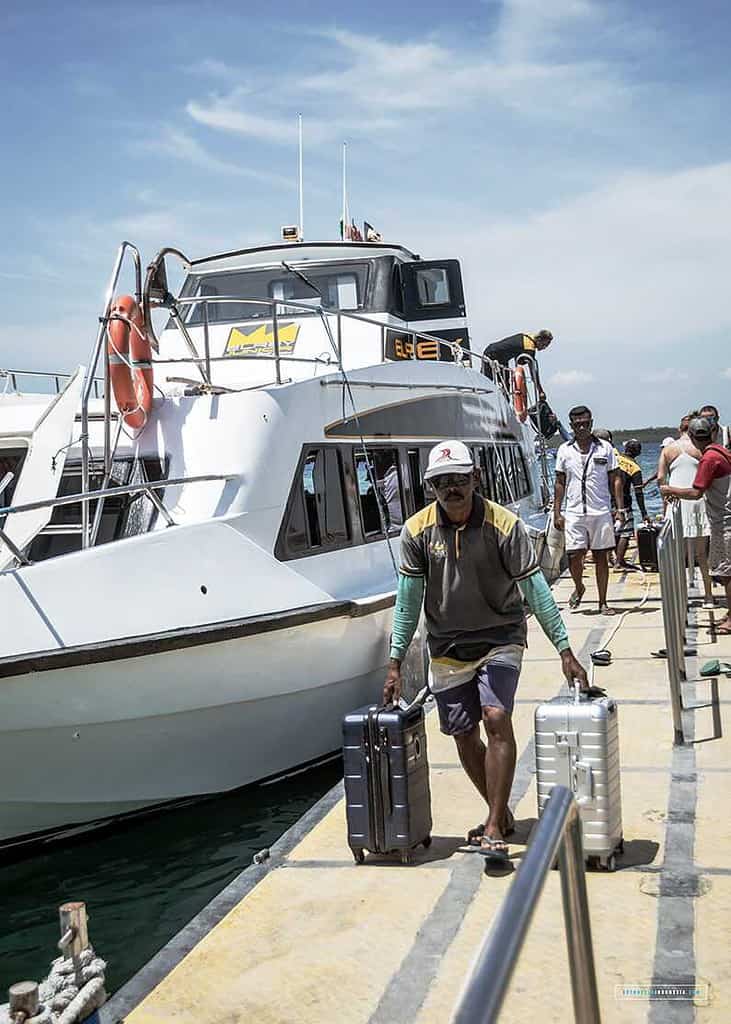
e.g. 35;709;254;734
661;416;731;634
482;330;553;371
383;440;589;863
553;406;624;614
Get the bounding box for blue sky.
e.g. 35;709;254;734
3;0;731;427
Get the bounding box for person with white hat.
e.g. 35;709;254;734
384;440;588;862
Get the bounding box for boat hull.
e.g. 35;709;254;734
0;607;398;850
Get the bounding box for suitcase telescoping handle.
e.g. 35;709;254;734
570;682;607;703
382;684;430;715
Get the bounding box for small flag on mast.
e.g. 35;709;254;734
364;221;383;242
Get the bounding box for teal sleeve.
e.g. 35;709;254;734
389;573;425;661
518;570;570;653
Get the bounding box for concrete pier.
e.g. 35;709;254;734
107;570;731;1023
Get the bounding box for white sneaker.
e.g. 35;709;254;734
703;597;715;610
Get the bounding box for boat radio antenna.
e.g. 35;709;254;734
298;113;304;241
281;261;322;299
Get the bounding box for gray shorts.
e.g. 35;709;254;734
433;662;520;736
709;525;731;580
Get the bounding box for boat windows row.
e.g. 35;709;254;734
277;441;532;560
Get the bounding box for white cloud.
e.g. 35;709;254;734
723;368;731;380
187;100;302;144
548;369;596;387
184;8;631;147
135;128;295;189
185;59;242;83
640;368;690;384
420;161;731;349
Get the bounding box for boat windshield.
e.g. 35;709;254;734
182;262;370;324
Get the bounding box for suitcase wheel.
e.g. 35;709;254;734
596;854;616;872
401;850;412;865
422;835;432;849
352;848;365;865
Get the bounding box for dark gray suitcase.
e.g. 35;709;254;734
343;702;432;864
637;523;660;570
535;692;623;870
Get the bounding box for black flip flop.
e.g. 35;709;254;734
478;836;510;862
467;810;515;845
467;823;485;846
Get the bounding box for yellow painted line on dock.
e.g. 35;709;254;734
124;572;731;1024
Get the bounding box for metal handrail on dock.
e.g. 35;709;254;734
657;502;689;744
453;786;601;1024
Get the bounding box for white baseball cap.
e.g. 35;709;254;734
661;436;675;447
424;440;475;480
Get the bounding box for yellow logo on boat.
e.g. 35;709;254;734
225;322;300;357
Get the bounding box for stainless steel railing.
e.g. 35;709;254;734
81;241;143;548
0;368;105;398
657;502;689;744
0;473;235;571
453;786;601;1024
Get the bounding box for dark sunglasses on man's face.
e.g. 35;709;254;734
431;473;472;490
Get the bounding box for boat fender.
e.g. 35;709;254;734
107;294;154;430
513;366;528;423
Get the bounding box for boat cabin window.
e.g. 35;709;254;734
472;443;531;504
183;263;369;325
355;449;404;536
407;450;425;512
277;440;530;561
396;259;465;322
415;267;450;305
278;447;350;557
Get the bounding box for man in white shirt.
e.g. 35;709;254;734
554;405;624;614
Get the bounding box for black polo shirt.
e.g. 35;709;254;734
399;494;538;660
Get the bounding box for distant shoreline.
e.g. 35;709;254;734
547;427;675;449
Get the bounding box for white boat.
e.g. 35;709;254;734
0;237;551;851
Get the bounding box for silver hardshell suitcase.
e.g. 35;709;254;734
535;693;623;870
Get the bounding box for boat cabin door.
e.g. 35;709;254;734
0;367;84;570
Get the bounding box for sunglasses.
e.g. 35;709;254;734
431;473;472;490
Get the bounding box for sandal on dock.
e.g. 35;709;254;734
478;836;510;862
467;810;514;846
568;586;585;610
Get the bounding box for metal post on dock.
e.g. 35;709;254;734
8;981;40;1022
454;787;600;1024
658;516;686;745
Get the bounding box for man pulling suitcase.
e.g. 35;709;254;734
384;441;588;862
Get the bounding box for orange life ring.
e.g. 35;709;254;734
513;365;528;423
107;295;154;430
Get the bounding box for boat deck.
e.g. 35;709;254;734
107;569;731;1023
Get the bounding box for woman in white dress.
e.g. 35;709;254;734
657;415;714;607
